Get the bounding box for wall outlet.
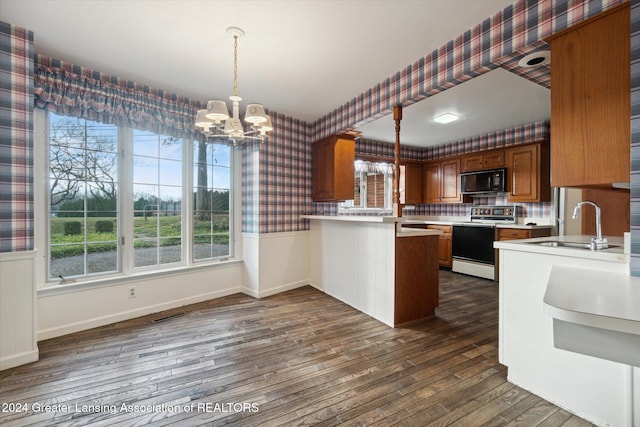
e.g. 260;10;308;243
128;286;136;298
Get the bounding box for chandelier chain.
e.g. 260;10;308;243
233;35;238;97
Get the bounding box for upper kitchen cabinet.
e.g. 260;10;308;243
506;142;550;202
461;151;505;172
400;161;423;204
423;159;461;204
312;134;356;202
548;3;630;187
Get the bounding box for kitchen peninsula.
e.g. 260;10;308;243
304;215;441;327
495;235;635;427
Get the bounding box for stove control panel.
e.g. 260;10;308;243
470;205;517;223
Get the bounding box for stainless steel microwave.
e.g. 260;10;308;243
460;168;507;194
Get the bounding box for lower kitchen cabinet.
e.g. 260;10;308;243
402;223;452;268
496;227;552;241
428;224;452;268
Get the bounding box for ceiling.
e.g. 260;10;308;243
1;0;549;147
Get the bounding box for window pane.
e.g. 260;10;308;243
193;141;231;261
132;131;183;268
48;113;119;280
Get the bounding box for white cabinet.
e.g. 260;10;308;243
496;239;632;426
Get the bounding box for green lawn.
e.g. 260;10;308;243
50;215;229;259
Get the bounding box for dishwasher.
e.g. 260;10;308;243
452;205;517;280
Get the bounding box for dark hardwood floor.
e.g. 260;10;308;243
0;271;593;426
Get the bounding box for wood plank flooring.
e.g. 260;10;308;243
0;271;593;426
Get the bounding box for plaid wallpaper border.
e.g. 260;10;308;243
0;22;33;252
310;0;623;141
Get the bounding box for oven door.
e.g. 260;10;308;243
452;224;496;265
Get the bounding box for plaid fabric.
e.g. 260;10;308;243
34;55;204;142
0;22;33;252
0;0;629;249
311;0;623;140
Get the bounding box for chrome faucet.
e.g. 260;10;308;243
572;201;608;250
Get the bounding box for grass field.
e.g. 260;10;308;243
50;215;229;259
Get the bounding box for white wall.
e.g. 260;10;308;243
242;231;310;298
36;229;311;341
0;251;38;370
37;263;244;340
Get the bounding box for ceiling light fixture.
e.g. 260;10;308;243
195;26;272;145
433;112;462;124
518;50;550;68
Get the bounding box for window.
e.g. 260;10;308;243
43;111;233;284
193;141;231;260
48;115;119;279
132;130;183;268
340;160;393;213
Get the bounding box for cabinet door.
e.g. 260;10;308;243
483;151;505;169
311;135;355;202
312;141;328;200
400;162;423;204
549;4;630;187
423;162;441;203
461;155;484;172
440;159;461;203
497;228;531;241
507;145;538;202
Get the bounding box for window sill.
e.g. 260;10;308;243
37;258;243;297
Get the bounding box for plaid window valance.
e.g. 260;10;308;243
354;160;393;175
33;55;205;141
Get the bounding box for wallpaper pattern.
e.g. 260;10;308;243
0;22;33;252
0;0;631;251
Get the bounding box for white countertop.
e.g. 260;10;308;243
304;215;554;230
494;235;628;263
543;265;640;335
302;215;400;223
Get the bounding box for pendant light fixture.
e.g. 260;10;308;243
195;26;272;144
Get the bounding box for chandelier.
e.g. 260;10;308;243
195;26;272;144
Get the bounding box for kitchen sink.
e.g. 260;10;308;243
532;240;620;249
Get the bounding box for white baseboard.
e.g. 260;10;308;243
0;349;39;371
37;287;240;341
241;279;310;298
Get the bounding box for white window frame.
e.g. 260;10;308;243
33;109;239;289
339;169;393;215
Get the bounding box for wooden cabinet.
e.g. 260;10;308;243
506;143;550;202
580;188;630;236
548;4;630;187
461;151;505;172
312;134;355;202
427;224;452;268
400;162;423;204
423;159;461;204
394;233;440;325
402;223;453;268
496;227;551;241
